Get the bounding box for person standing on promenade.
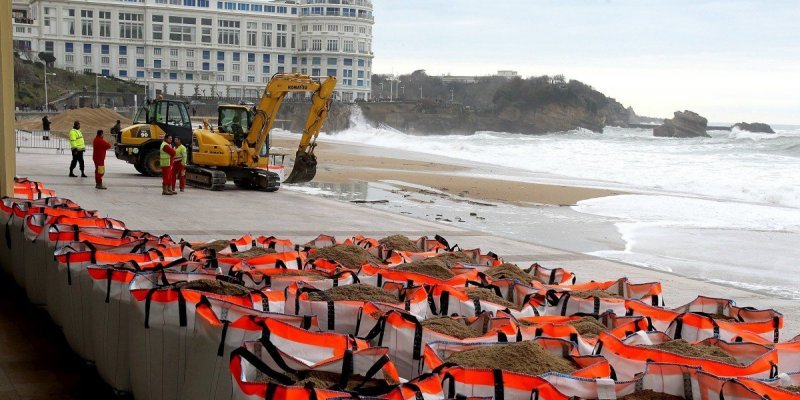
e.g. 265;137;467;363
68;121;87;178
110;120;122;139
160;135;177;195
42;116;51;132
92;130;111;190
172;136;187;192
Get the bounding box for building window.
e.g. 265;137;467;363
170;60;178;68
154;60;162;68
186;49;194;57
201;27;212;43
277;55;284;64
101;69;110;76
202;62;210;71
153;24;163;40
217;51;224;60
101;45;109;54
327;58;337;65
217;75;225;81
262;54;270;63
343;58;353;66
217;63;224;71
262;31;272;47
101;56;110;64
232;75;240;82
169;16;197;42
291;56;297;65
218;20;240;45
327;40;338;52
136;59;144;67
202;51;210;60
187;61;194;69
136;47;145;55
65;42;74;53
170;48;178;57
154;48;162;56
357;70;364;78
137;71;145;78
153;71;161;79
119;58;127;65
343;40;354;53
262;65;269;74
300;40;308;51
247;64;255;72
312;68;320;76
119;13;144;39
119;46;127;55
80;10;93;36
83;43;92;53
44;41;54;53
312;57;321;65
327;24;338;32
232;64;240;71
83;55;92;64
65;54;74;63
247;76;255;83
119;70;128;77
233;52;240;62
247;53;255;63
344;25;354;33
312;24;322;32
327;69;337;77
358;59;365;67
186;73;193;80
311;39;322;51
169;72;177;80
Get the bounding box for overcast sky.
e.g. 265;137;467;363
371;0;800;124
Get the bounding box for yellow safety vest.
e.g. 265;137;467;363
159;142;172;167
174;144;187;164
69;128;85;150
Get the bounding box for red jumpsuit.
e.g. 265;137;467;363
161;144;176;186
92;135;111;187
172;145;186;191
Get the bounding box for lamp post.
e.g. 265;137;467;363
43;62;56;113
95;74;106;107
379;82;383;100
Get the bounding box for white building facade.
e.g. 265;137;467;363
12;0;374;101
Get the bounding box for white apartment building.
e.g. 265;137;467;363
11;0;374;102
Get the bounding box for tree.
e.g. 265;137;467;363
38;51;56;67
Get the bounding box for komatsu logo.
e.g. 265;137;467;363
288;85;307;90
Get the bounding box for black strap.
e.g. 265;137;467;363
217;321;230;356
231;347;293;386
493;369;505;400
440;291;450;315
674;316;684;340
593;297;601;315
258;326;299;374
336;350;354;391
548;269;557;284
105;268;113;303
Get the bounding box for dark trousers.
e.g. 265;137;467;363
70;148;85;173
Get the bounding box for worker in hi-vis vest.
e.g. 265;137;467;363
68;121;87;177
160;135;177;195
172;136;187;192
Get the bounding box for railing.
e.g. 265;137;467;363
15;130;69;154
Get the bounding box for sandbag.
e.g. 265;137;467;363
427;284;539;319
229;341;399;399
435;365;569;400
127;283;266;400
594;332;779;381
53;242;182;359
234;268;358;292
23;215;128;305
255;235;298;253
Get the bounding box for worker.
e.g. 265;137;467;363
92;129;111;190
159;134;177;195
42;116;51;132
172;136;187;192
231;114;245;147
68;121;87;178
110;120;122;138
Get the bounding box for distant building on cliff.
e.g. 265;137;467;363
11;0;375;101
440;70;519;84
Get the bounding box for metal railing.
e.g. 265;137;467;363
15;130;69;154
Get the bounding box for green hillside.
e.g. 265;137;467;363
14;53;144;109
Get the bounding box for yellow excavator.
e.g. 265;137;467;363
114;73;336;191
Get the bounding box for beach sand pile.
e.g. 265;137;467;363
256;370;397;389
309;244;383;268
485;263;542;283
378;235;420;252
16;107;131;139
227;247;276;259
444;341;576;376
465;288;518;310
568;317;608;337
307;283;398;303
619;390;684;400
569;289;623;299
176;279;251;296
421;317;485;339
639;339;739;365
392;258;456;280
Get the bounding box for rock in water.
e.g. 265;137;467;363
653;110;710;138
733;122;775;133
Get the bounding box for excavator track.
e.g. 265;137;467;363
233;168;281;192
185;165;228;191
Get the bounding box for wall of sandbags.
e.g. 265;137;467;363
2;177;800;400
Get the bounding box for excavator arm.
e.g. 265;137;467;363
239;73;337;184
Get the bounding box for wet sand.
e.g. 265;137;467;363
273;138;624;206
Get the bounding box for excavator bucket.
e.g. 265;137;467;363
283;151;317;184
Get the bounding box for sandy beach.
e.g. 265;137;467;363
273;137;625;207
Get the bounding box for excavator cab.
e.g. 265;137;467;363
217;105;252;147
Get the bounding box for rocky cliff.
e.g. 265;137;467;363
653;110;710;138
733;122;775;134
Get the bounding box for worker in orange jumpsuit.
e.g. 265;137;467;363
92;129;111;189
160;135;177;195
172;136;187;192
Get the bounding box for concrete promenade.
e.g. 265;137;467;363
15;151;800;334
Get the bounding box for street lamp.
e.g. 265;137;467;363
95;74;108;107
379;82;384;100
43;62;56;113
